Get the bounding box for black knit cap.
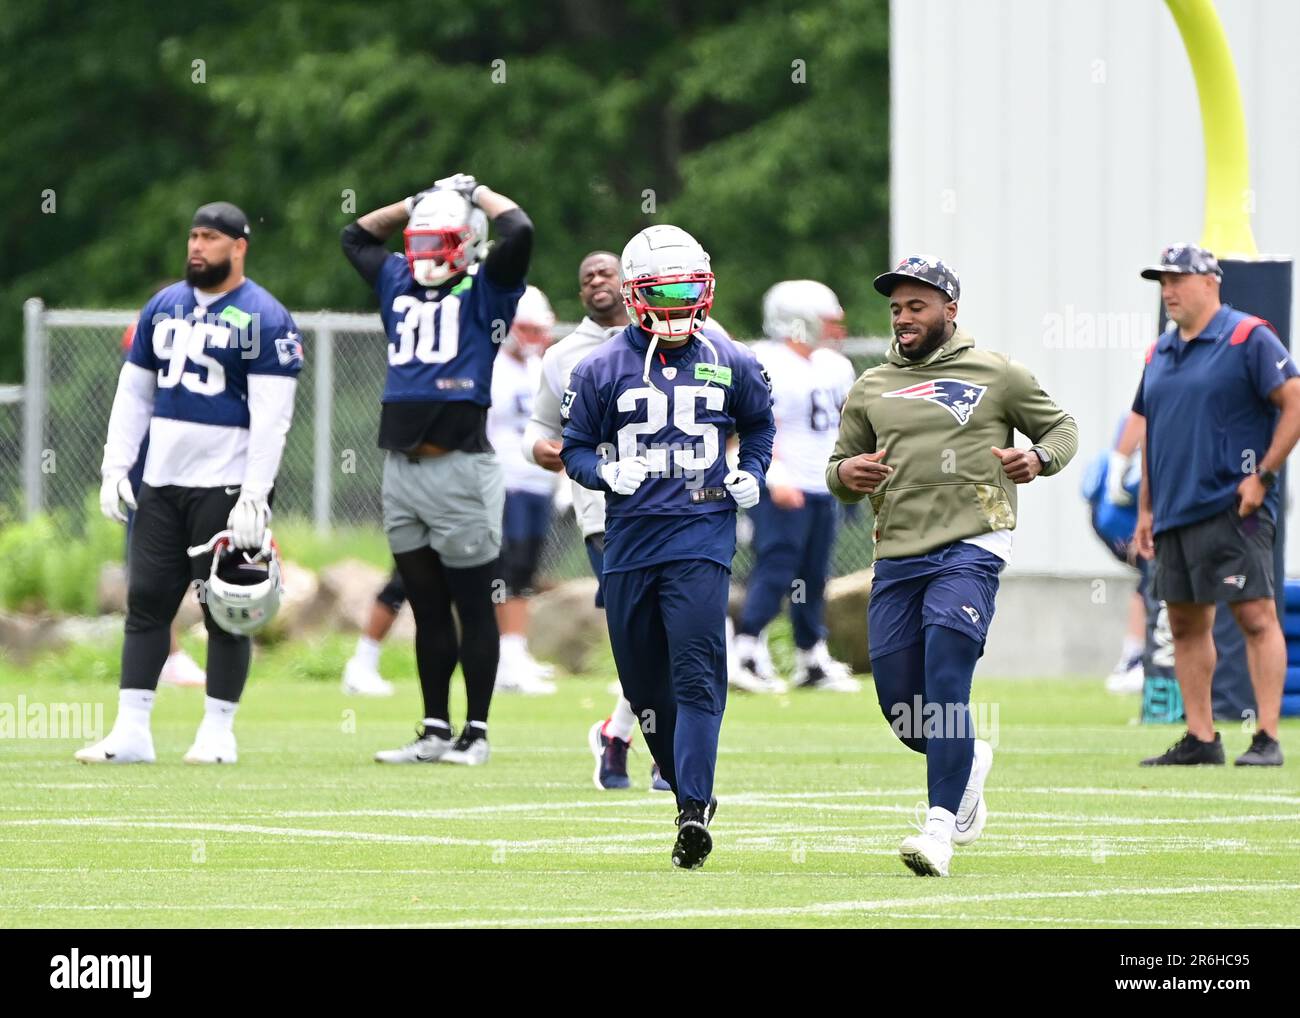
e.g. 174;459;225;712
192;201;250;241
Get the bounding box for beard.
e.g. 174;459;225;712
186;257;233;289
897;318;949;361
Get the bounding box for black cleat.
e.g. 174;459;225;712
1235;731;1284;767
1140;730;1225;766
672;797;718;870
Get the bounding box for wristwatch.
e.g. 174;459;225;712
1030;446;1052;468
1258;469;1278;490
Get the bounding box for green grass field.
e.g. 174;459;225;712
3;644;1299;929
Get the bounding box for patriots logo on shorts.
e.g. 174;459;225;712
882;378;987;425
275;332;304;367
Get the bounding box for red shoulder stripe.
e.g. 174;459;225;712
1229;314;1273;346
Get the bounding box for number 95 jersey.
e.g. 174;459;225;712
562;324;774;521
127;279;302;488
376;256;525;406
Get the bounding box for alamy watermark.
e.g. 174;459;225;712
0;696;104;741
887;696;1000;747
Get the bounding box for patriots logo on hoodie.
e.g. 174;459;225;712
882;378;988;425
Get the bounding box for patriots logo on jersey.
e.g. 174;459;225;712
882;377;987;425
560;388;576;420
275;332;304;367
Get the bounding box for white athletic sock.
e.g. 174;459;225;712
467;720;487;734
354;636;381;670
118;689;155;731
500;633;527;660
422;717;450;738
606;696;638;743
925;806;956;842
202;695;238;734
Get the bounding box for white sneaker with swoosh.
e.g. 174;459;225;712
952;739;993;845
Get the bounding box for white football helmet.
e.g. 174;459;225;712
190;530;283;637
762;279;846;347
404;190;488;287
508;285;555;358
620;225;715;339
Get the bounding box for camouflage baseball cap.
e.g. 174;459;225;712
1140;242;1221;281
873;254;961;301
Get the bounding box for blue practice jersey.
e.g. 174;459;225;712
561;324;775;573
375;256;525;406
125;279;301;489
128;279;302;427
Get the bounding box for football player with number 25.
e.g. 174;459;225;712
561;225;775;869
81;201;301;766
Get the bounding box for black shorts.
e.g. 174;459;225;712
126;483;252;629
499;535;545;597
1152;505;1275;604
375;569;407;613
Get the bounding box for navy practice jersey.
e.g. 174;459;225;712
560;324;775;572
126;279;302;488
375;257;525;407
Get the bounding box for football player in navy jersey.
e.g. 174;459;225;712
561;225;775;867
341;172;533;767
79;201;302;766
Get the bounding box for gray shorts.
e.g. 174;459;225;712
382;451;504;567
1152;505;1275;604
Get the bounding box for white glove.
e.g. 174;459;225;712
1106;450;1134;507
99;475;137;524
227;492;272;549
599;456;649;496
434;172;483;206
725;470;761;509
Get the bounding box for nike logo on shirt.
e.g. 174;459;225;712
1277;357;1289;370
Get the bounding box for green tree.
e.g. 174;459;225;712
0;0;890;383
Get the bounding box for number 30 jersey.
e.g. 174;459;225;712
561;324;774;571
126;279;302;488
375;255;525;407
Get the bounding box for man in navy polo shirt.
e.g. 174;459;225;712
1133;243;1300;767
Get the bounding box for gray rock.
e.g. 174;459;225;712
824;568;873;673
528;578;607;673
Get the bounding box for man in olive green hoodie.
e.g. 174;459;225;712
827;256;1078;876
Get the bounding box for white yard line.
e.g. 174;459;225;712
425;882;1300;928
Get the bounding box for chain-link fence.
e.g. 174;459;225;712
13;300;885;584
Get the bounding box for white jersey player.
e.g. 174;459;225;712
734;280;861;693
488;286;560;693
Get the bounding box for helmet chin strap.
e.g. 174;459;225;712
639;312;720;394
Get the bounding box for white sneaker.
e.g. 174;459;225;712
522;652;555;679
183;725;237;764
342;657;395;697
495;661;557;695
160;650;206;688
374;726;452;764
75;724;156;764
899;830;953;877
441;732;490;766
793;643;862;692
1105;658;1145;694
729;660;783;694
952;739;993;846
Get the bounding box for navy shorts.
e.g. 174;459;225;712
500;490;553;596
584;533;606;609
869;541;1006;658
